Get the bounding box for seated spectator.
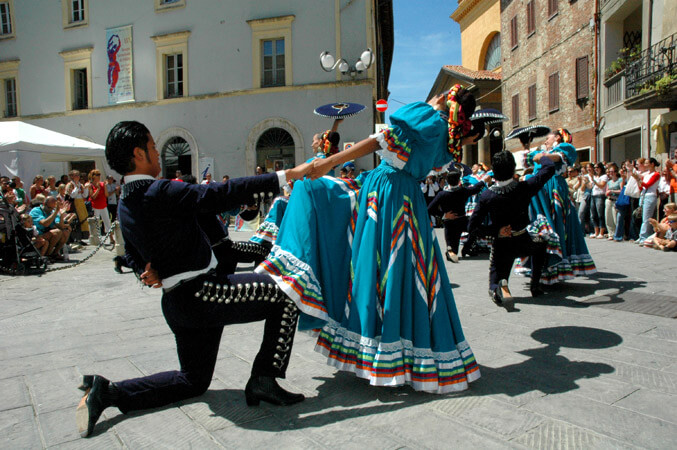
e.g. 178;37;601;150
1;189;27;215
643;202;676;248
30;175;46;199
29;195;73;261
653;213;677;251
10;176;26;207
56;184;77;225
45;175;58;197
20;213;49;256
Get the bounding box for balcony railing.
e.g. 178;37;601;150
625;33;676;99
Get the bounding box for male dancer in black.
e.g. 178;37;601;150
468;151;555;310
428;168;490;263
76;121;310;437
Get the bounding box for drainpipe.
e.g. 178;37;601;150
646;0;653;158
594;0;600;161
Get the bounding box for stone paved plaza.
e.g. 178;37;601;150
1;230;676;449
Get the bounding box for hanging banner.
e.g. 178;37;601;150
106;25;134;104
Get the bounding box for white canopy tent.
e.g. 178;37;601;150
0;121;107;184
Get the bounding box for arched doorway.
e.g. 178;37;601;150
255;127;295;172
161;136;191;179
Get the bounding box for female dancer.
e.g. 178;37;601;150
520;129;596;284
257;85;480;393
250;119;343;250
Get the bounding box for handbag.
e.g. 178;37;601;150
624;175;641;198
615;186;630;209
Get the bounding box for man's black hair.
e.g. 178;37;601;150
105;121;151;175
446;169;461;187
180;174;197;184
492;150;516;181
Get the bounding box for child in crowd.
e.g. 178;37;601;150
653;213;677;251
20;214;48;256
643;203;676;248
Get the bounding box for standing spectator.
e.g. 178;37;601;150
86;170;115;245
66;170;90;239
577;163;593;235
172;170;183;181
629;158;661;245
255;166;265;175
56;174;69;187
588;162;608;238
222;175;230;182
421;175;440;205
201;173;212;184
613;165;631;241
30;175;46;199
604;163;622;240
106;176;120;221
566;166;580;208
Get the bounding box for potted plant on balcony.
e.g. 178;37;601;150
604;45;641;82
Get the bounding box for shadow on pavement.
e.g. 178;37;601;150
514;271;647;308
90;327;621;435
470;326;620;398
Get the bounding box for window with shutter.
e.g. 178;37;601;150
548;0;559;18
527;1;535;36
576;56;589;100
549;72;559;112
511;16;518;49
528;84;536;120
512;94;520;128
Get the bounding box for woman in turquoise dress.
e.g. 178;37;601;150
518;129;596;284
256;85;481;393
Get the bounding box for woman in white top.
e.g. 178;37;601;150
629;158;661;244
66;170;90;236
587;162;608;238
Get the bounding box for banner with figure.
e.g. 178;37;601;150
106;25;134;104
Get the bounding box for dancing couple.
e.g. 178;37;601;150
76;86;482;437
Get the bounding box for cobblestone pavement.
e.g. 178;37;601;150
1;229;675;449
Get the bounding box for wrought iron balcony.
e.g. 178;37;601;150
625;33;677;109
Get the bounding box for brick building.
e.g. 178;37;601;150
500;0;596;161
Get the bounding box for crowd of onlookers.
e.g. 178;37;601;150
0;170;120;263
566;157;677;251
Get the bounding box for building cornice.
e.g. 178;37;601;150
58;47;93;60
150;30;191;44
450;0;485;23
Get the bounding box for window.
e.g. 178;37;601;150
526;1;535;36
0;0;15;39
73;68;87;109
510;16;518;49
528;84;536;121
483;33;501;71
62;0;88;29
0;60;19;118
511;94;520;128
247;15;294;89
262;39;285;87
155;0;185;12
4;78;16;117
549;72;559;112
576;56;589;100
548;0;558;18
151;31;190;100
60;47;93;111
165;54;183;98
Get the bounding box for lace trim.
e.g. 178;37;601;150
370;130;407;170
321;317;472;359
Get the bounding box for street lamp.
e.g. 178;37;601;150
320;48;375;77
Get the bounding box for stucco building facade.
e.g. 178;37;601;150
0;0;393;179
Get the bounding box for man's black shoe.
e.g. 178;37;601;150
530;283;545;298
461;247;478;258
244;376;305;406
113;256;123;274
489;288;503;306
76;375;112;438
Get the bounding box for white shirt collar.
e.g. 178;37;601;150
123;174;156;183
495;178;514;187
